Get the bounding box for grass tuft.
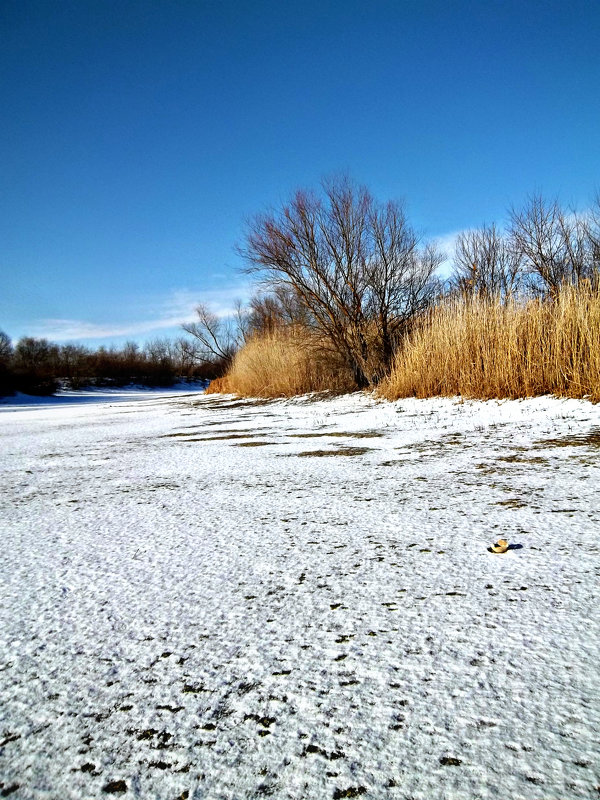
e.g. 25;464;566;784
207;329;355;398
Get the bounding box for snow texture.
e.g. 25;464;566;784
1;389;599;799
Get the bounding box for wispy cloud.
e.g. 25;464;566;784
26;283;252;343
429;229;462;278
158;285;251;321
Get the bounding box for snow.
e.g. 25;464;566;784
1;388;599;799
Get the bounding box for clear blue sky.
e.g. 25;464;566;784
1;0;599;346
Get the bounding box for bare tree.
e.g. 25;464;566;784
239;176;442;386
586;191;600;279
0;331;13;395
145;337;174;367
60;343;90;383
0;330;12;365
14;337;60;372
244;285;310;337
451;224;524;298
172;336;201;374
182;303;240;370
13;337;61;394
509;195;594;295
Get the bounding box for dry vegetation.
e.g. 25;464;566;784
199;181;600;403
206;329;355;398
210;283;600;402
378;283;600;402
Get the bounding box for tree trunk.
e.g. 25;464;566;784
351;360;369;389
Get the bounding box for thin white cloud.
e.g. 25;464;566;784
27;283;252;343
428;229;463;278
27;317;187;341
159;285;251;321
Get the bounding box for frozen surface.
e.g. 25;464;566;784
0;383;207;408
1;389;599;799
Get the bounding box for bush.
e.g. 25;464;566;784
208;328;356;398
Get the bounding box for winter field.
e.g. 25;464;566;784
1;388;599;800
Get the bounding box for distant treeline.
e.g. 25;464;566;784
0;335;226;397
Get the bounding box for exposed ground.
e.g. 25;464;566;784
1;389;599;799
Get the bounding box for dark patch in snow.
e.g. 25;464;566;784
181;684;207;694
536;427;600;448
302;744;345;760
102;780;127;794
289;431;383;439
235;441;277;447
244;715;276;728
332;787;366;798
296;447;373;457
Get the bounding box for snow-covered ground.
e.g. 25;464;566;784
1;389;599;800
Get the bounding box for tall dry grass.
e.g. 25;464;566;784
379;283;600;402
206;328;355;397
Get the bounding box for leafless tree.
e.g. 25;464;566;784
0;331;13;394
13;337;61;393
239;176;442;386
145;337;174;366
586;191;600;279
59;344;90;382
0;331;12;365
509;195;595;295
182;303;240;369
14;337;60;371
451;224;524;298
244;285;310;337
171;337;201;373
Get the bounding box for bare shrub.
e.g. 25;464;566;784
182;303;241;373
509;195;597;295
451;224;524;298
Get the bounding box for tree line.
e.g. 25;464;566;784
0;335;220;397
185;177;600;390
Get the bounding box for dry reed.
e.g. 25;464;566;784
207;328;355;398
205;376;231;394
379;283;600;402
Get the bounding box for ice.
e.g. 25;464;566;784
1;389;599;798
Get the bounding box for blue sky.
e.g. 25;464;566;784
1;0;599;346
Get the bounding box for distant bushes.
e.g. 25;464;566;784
0;334;218;397
378;282;600;403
